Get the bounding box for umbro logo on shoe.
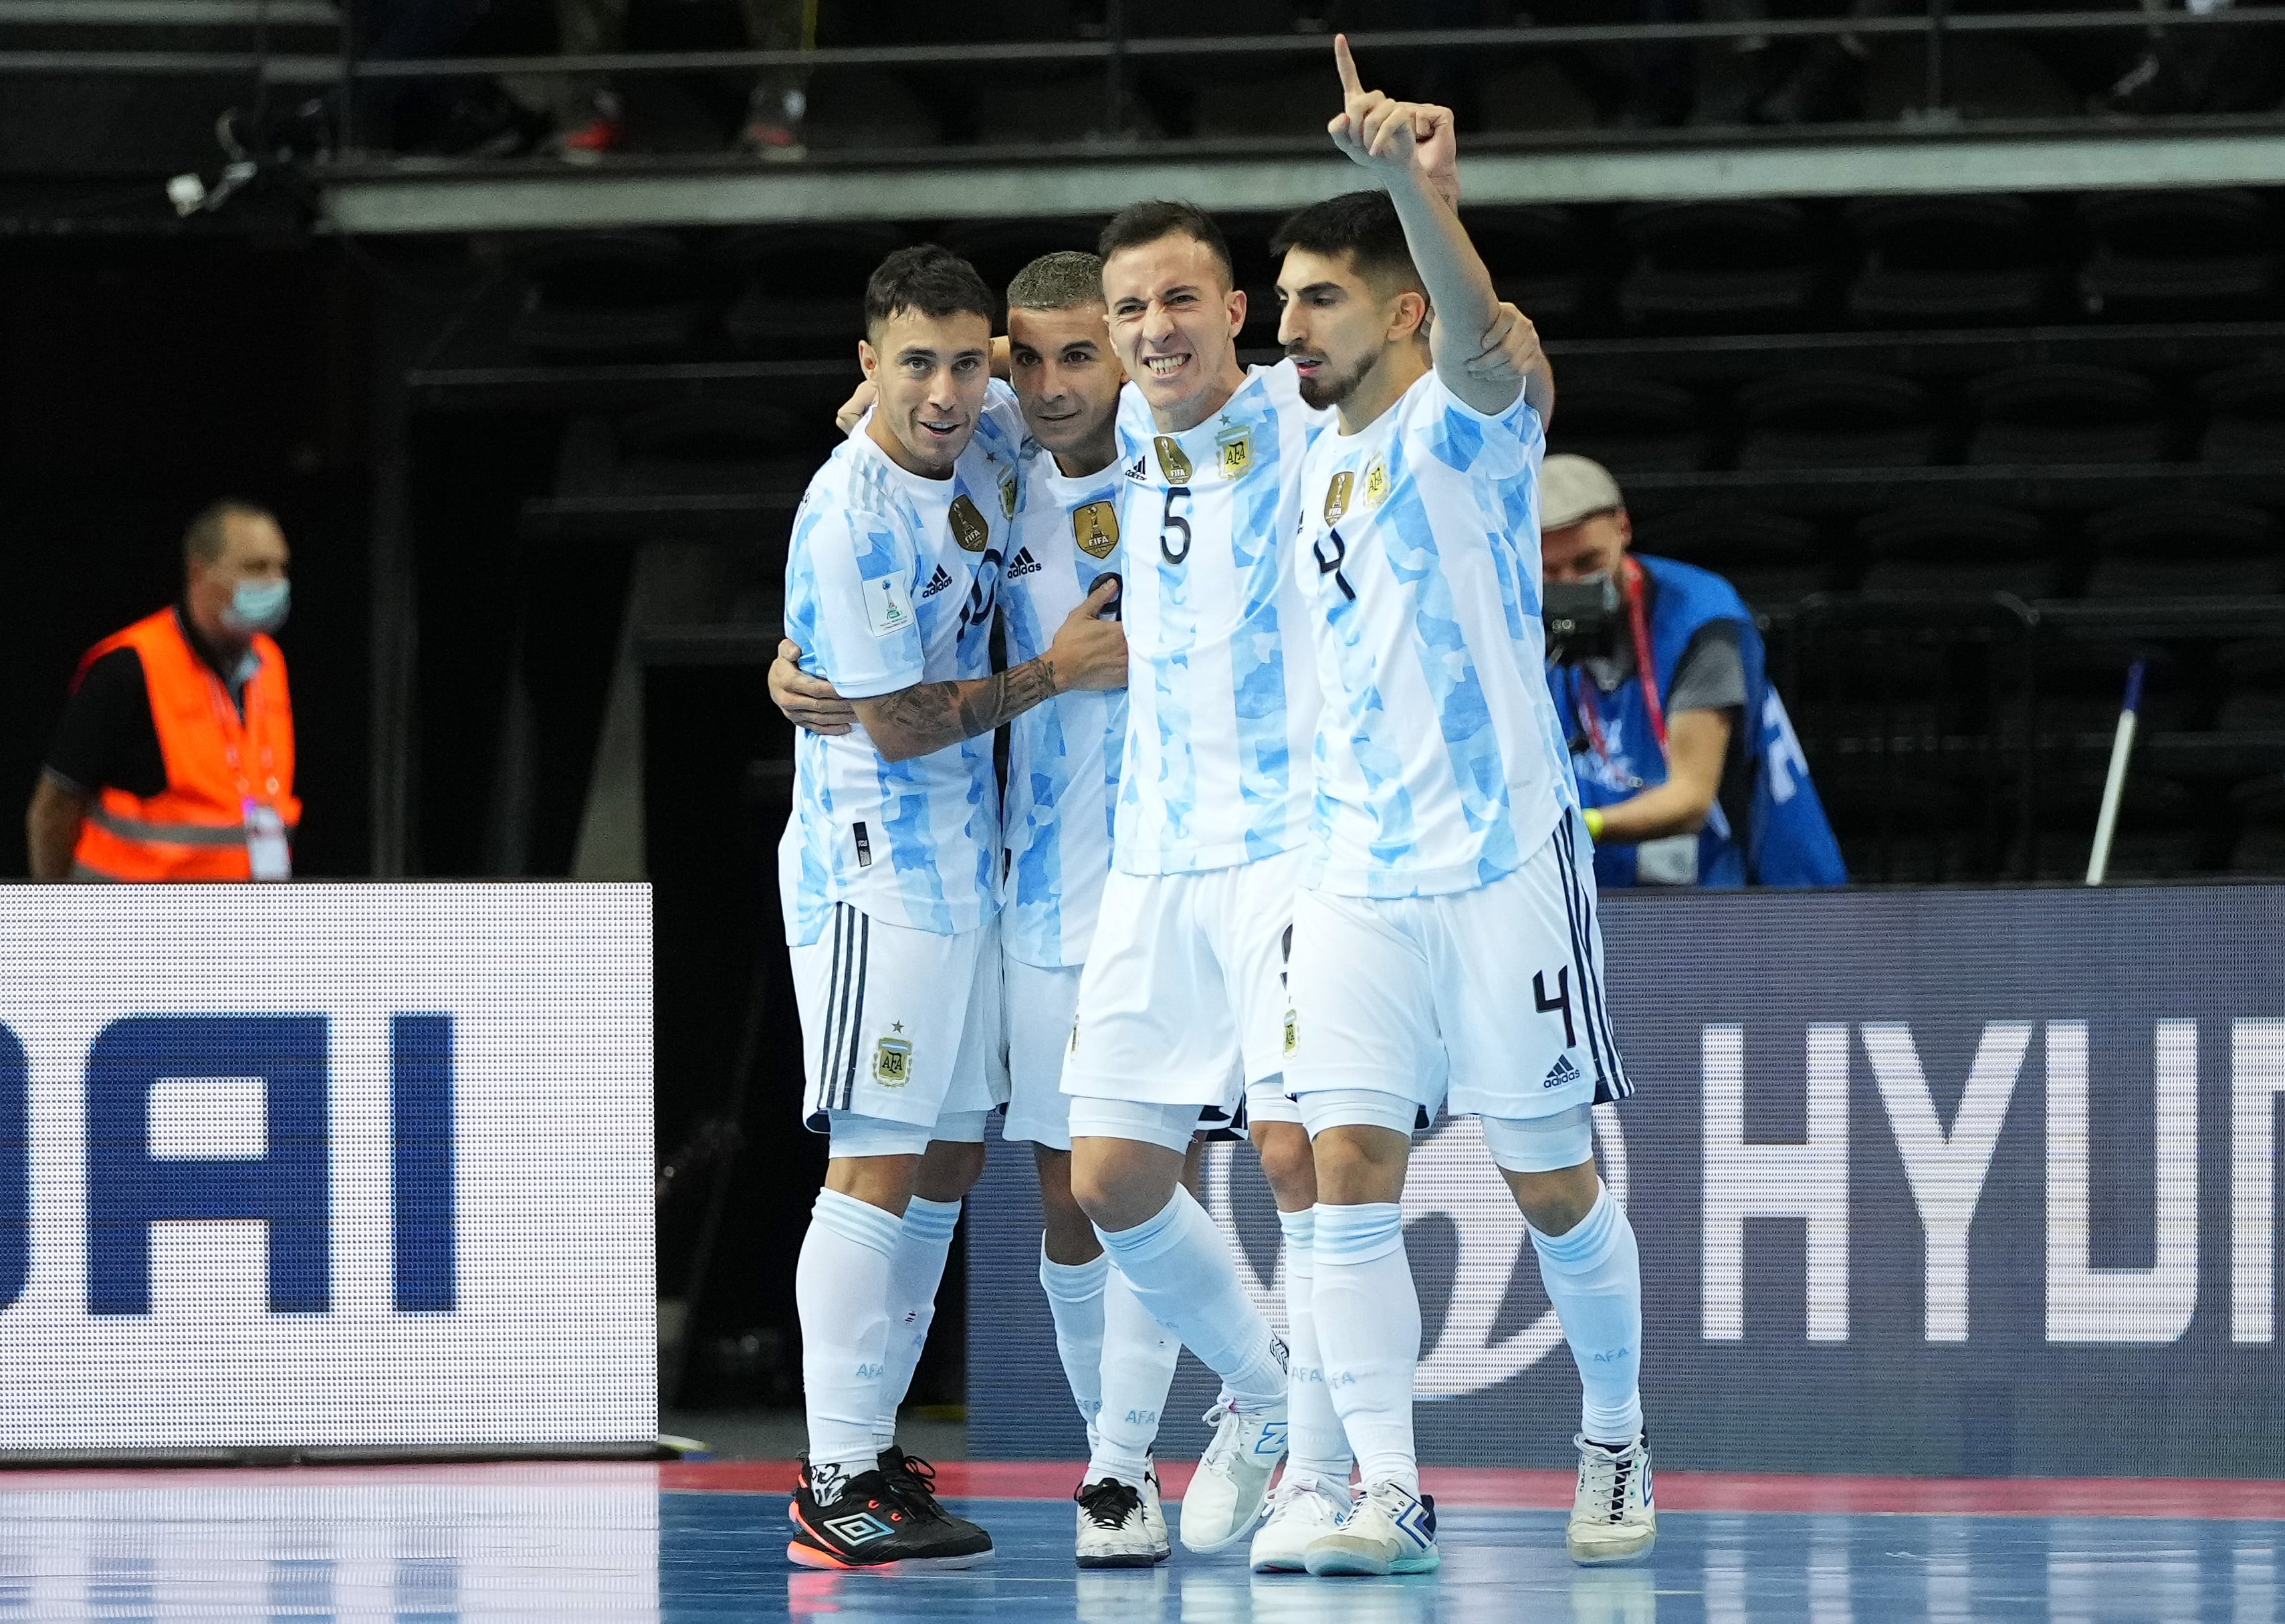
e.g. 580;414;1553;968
821;1511;895;1545
1007;548;1041;580
1543;1052;1583;1089
919;565;954;599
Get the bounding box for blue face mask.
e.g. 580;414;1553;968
221;578;291;635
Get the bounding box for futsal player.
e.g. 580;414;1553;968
1274;39;1654;1577
771;251;1190;1569
778;243;1128;1571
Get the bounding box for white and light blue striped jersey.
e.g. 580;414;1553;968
1293;370;1573;899
999;445;1127;968
778;384;1026;945
1112;362;1332;876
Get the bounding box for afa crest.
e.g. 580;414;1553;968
873;1036;913;1086
1154;436;1194;484
1072;499;1120;560
1363;457;1390;507
997;465;1019;519
1323;470;1354;526
1215;425;1253;480
948;494;990;554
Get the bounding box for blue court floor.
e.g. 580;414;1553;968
0;1472;2274;1621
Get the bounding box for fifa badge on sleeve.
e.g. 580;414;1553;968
1072;499;1119;560
948;494;991;553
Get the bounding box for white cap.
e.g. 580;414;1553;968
1540;454;1626;531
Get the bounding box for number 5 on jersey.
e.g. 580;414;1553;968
1160;486;1192;565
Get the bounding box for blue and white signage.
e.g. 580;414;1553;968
970;885;2285;1478
0;884;653;1456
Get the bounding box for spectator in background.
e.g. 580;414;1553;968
27;501;300;883
514;0;816;158
1538;455;1846;889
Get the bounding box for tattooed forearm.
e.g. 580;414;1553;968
859;656;1061;762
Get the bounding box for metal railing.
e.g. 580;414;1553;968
13;4;2285;156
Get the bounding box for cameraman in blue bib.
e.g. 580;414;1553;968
1539;454;1846;890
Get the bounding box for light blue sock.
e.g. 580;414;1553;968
798;1187;905;1488
1311;1201;1418;1494
1095;1187;1285;1407
1280;1206;1351;1480
873;1195;962;1450
1529;1185;1644;1445
1039;1242;1109;1452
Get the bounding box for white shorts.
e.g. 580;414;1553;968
1063;848;1306;1113
1286;812;1631;1123
1000;956;1085;1151
791;902;1006;1135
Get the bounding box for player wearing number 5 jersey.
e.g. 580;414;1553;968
1278;37;1653;1581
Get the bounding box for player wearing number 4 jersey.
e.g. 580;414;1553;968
1277;38;1655;1579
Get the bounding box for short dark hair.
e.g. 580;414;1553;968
863;245;996;339
1271;191;1423;296
183;499;275;566
1097;201;1234;289
1008;251;1107;314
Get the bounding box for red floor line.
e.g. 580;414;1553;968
659;1459;2285;1520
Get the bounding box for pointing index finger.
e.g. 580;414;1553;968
1334;32;1363;97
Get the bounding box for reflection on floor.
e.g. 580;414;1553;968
0;1464;2271;1621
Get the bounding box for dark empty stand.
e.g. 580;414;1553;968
1844;195;2052;328
510;235;699;360
1964;364;2167;467
2197;360;2285;463
2081;499;2284;598
1545;378;1707;475
1478;209;1592;336
1616;201;1820;332
1735;370;1938;470
724;223;907;357
1629;506;1827;612
1856;505;2058;599
2231;776;2285;873
2077;190;2279;320
936;219;1103;300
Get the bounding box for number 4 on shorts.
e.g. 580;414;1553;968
1533;966;1575;1049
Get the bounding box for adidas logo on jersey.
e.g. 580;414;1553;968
1123;455;1148;481
919;565;954;599
1007;548;1041;580
1543;1052;1583;1090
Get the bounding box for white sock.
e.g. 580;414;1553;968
871;1195;961;1452
1279;1207;1351;1482
1094;1185;1285;1408
796;1187;904;1488
1087;1258;1181;1488
1313;1201;1419;1496
1039;1241;1108;1454
1530;1185;1644;1445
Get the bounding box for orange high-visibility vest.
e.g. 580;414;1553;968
68;608;300;882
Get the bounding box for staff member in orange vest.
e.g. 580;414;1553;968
25;499;299;881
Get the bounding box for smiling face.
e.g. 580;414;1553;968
1274;243;1426;415
1102;231;1248;433
857;306;994;477
1008;301;1123;468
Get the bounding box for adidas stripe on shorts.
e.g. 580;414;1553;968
790;902;1006;1133
1283;810;1631;1123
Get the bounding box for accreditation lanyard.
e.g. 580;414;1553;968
199;659;292;881
1569;558;1668;771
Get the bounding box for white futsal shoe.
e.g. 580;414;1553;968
1177;1399;1288;1552
1567;1432;1658;1564
1247;1470;1353;1572
1303;1478;1441;1577
1076;1474;1163;1568
1141;1458;1172;1560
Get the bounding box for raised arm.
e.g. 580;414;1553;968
853;578;1126;763
1329;35;1517;419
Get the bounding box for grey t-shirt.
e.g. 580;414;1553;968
1585;619;1747;717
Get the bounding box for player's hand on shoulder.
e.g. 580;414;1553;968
834;380;877;436
771;638;857;734
1464;302;1547;388
1327;35;1417;178
1047;576;1128;694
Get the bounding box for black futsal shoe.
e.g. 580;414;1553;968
786;1456;994;1571
877;1445;987;1538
